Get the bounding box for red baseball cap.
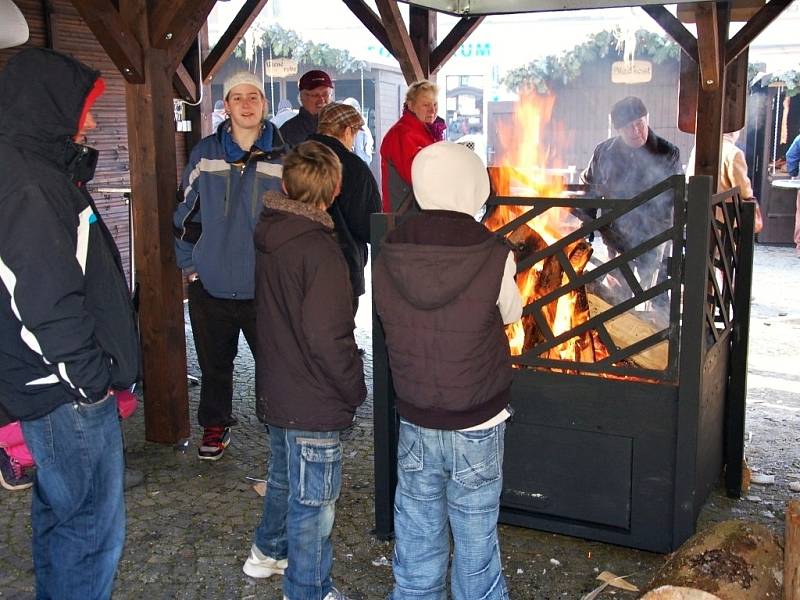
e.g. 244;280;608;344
299;70;333;91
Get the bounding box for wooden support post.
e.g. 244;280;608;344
185;23;212;143
693;2;729;190
409;6;435;80
787;500;800;600
121;0;189;443
375;0;424;84
695;3;720;92
723;48;748;134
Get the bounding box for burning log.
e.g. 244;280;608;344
587;293;668;371
508;221;599;361
507;221;547;261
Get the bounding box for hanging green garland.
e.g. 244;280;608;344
748;65;800;97
503;28;679;95
234;24;367;74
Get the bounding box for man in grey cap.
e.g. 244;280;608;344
580;96;682;293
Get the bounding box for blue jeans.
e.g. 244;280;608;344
21;395;125;600
254;426;342;600
391;419;509;600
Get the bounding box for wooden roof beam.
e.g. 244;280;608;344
375;0;424;84
341;0;393;58
695;3;720;91
202;0;271;85
726;0;793;66
430;15;484;75
173;63;198;103
641;5;698;63
410;6;436;77
71;0;144;82
149;0;217;72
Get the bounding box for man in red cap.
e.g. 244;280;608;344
280;69;334;148
0;48;140;598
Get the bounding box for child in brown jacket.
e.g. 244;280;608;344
243;141;365;600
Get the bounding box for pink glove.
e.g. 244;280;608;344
115;389;138;420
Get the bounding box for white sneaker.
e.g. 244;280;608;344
242;544;287;578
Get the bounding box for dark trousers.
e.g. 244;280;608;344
187;281;257;428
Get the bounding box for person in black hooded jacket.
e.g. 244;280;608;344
0;48;140;599
309;102;381;316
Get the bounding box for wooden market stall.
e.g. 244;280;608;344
0;0;792;453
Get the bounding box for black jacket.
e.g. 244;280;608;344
308;133;381;297
0;49;140;420
581;129;682;252
279;107;318;149
254;192;366;430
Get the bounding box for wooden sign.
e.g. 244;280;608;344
264;58;298;78
611;60;653;84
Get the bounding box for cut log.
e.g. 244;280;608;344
588;293;668;370
641;586;722;600
785;500;800;600
646;520;782;600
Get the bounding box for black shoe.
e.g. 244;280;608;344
0;448;33;491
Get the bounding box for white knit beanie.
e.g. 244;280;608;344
412;141;489;215
223;71;264;99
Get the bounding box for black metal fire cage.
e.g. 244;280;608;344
370;175;755;553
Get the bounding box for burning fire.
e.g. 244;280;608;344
485;93;608;365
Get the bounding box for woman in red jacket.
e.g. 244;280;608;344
380;80;446;213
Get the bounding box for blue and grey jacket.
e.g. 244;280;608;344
173;121;286;299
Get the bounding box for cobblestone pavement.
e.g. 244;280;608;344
1;245;798;599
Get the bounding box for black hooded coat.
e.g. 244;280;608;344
0;49;140;422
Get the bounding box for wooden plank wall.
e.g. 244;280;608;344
1;0;190;288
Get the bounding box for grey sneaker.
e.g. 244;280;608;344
242;544;287;578
283;587;351;600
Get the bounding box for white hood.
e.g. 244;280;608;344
411;141;490;216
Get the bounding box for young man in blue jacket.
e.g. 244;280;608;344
174;71;285;459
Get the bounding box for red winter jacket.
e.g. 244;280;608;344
379;111;442;212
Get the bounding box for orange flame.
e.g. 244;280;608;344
485;94;601;363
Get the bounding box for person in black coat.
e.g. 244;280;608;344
308;102;381;316
580;96;682;291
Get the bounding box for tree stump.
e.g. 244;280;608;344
646;520;782;599
641;586;722;600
